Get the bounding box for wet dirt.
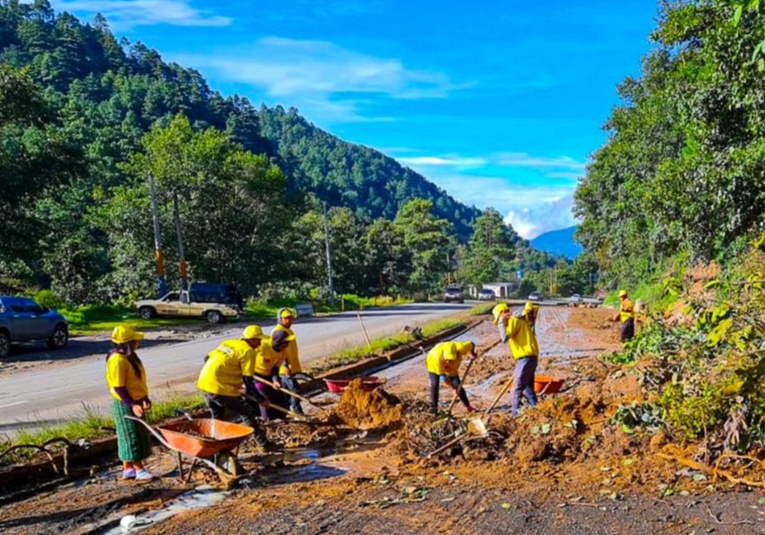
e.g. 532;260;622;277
334;379;403;430
2;307;764;535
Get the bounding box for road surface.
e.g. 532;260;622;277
0;302;474;434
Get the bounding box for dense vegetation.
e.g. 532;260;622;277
574;0;765;289
0;0;564;305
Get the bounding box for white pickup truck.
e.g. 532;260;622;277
134;290;240;324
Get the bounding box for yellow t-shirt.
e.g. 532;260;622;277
254;339;286;376
197;339;257;397
620;299;635;323
106;351;149;402
505;317;539;360
274;324;302;374
426;341;473;376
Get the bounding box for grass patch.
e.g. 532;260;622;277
245;294;413;320
319;316;467;366
0;392;205;466
466;302;495;316
61;304;201;335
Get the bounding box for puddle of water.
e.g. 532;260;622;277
101;486;230;535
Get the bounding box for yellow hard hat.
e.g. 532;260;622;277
619;290;628;298
242;325;266;340
492;303;509;325
278;308;294;319
111;325;145;344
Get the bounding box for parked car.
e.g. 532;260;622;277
0;296;69;359
570;294;583;304
134;290;240;324
528;291;542;301
478;289;496;301
189;282;243;310
443;285;465;304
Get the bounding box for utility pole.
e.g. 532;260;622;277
322;201;336;305
173;192;188;293
148;173;168;298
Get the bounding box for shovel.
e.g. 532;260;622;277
242;393;315;423
251;375;325;408
483;374;514;423
426;418;489;459
446;357;476;417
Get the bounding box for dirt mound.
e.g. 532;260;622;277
334;380;403;430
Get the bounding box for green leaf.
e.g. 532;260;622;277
734;5;744;25
501;502;511;509
541;423;552;435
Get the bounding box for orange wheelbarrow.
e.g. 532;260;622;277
125;416;253;484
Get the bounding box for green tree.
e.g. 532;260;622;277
394;199;455;295
462;208;516;284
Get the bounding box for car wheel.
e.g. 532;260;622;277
47;324;69;350
139;306;156;320
206;310;223;324
0;332;9;359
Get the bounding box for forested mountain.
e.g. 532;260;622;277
0;0;496;302
259;107;480;239
574;0;765;286
531;226;582;260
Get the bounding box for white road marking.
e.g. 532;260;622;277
0;400;27;409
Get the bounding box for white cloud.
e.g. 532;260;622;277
505;194;577;240
51;0;232;27
398;156;487;168
175;37;462;123
495;152;586;171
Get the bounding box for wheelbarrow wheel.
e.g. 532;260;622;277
216;451;243;477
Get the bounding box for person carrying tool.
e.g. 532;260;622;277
251;332;292;421
496;303;540;418
106;326;155;481
426;340;477;415
492;303;510;341
614;289;635;342
273;308;303;414
197;325;271;450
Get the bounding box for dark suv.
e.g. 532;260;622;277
0;296;69;359
444;285;465;303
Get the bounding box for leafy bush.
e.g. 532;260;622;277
34;289;66;311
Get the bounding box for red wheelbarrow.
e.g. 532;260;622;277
125;416;253;484
324;376;386;394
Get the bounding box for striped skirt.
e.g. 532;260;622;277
112;399;152;462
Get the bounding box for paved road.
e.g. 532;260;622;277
0;302;475;434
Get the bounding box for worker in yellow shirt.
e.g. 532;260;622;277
106;326;154;481
614;289;635;342
426;340;477;415
495;302;540;418
273;308;303;414
251;334;290;421
197;325;270;448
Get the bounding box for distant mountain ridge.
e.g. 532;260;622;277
531;226;582;259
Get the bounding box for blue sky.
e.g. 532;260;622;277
51;0;658;238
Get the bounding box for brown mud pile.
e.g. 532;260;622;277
334;380;403;430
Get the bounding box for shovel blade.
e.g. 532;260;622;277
467;418;488;438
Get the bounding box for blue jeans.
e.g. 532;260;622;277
429;373;470;412
280;375;303;414
511;355;538;417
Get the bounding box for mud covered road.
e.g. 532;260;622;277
2;307;765;535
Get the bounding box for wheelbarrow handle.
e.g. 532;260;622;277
251;375;323;408
124;415;176;451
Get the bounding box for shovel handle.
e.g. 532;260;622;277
251;375;321;407
484;374;514;418
242;393;311;422
427;433;467;459
447;357;475;416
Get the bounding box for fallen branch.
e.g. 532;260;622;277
706;507;754;526
658;452;765;488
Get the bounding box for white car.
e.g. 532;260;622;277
570;294;583;304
